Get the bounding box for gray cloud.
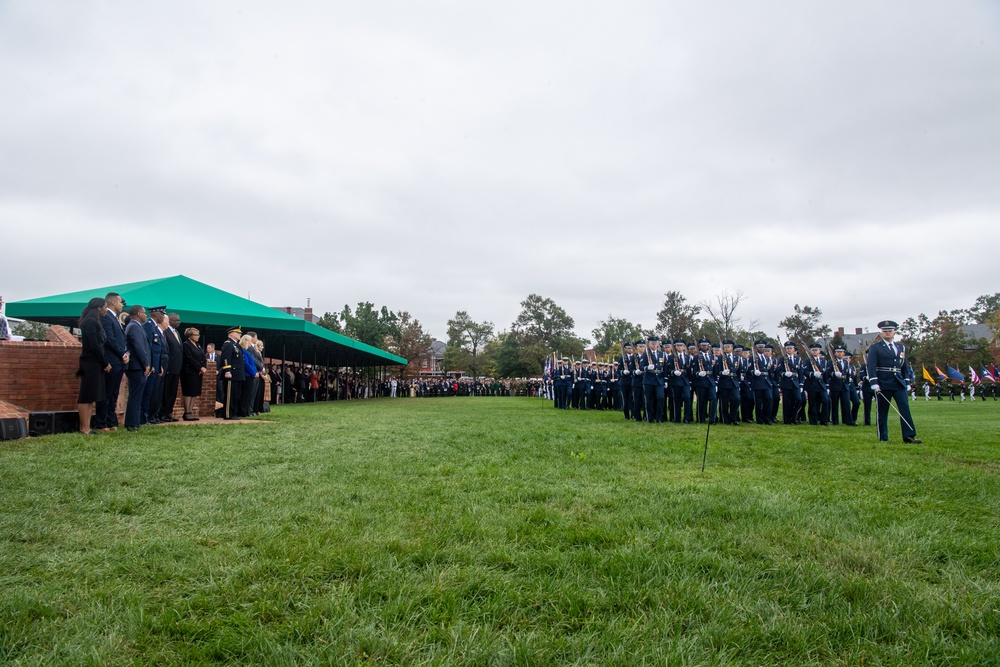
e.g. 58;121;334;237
2;1;998;343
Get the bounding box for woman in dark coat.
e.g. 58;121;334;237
180;327;207;420
78;297;110;434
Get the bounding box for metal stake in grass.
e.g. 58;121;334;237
701;409;711;472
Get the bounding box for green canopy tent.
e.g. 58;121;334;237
6;275;407;371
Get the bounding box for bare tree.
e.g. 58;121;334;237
699;290;758;340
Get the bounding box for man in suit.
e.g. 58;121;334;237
867;320;921;443
124;305;152;431
158;312;184;422
219;326;245;419
141;307;167;425
99;292;129;430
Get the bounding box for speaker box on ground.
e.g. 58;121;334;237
0;417;28;441
29;411;80;436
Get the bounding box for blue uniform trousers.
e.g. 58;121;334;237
876;388;916;441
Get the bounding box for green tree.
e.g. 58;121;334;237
779;304;831;346
591;315;642;357
386;311;431;379
316;311;342;333
968;292;1000;324
446;311;494;381
654;291;701;340
340;302;399;349
511;294;585;368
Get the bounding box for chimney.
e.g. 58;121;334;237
304;306;313;322
285;307;292;314
838;327;844;336
855;328;862;335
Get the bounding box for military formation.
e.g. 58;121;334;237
547;321;928;442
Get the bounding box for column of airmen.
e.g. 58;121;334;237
554;335;886;427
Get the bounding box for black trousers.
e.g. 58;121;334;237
223;379;244;419
160;372;180;418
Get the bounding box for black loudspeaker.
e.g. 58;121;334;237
28;411;80;436
0;417;28;441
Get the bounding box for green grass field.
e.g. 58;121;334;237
1;397;998;666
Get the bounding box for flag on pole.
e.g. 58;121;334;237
946;365;966;383
969;366;981;385
935;366;948;382
922;365;936;385
979;366;995;382
991;364;1000;382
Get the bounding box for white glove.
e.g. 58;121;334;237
673;370;682;377
835;372;843;378
622;370;630;375
784;371;793;378
813;371;822;379
722;369;730;376
560;375;566;379
698;371;707;377
753;370;761;377
871;384;880;392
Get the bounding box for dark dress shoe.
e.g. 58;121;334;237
903;436;923;444
126;426;139;432
183;413;199;421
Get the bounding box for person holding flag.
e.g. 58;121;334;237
866;320;921;444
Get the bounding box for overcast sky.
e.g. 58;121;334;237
3;1;998;343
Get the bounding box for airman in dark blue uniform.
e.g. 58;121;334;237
776;342;804;424
667;339;693;423
714;340;740;425
617;343;636;419
802;343;831;425
640;336;665;422
828;345;856;425
748;340;774;424
866;320;921;443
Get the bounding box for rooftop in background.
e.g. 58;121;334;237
273;306;320;324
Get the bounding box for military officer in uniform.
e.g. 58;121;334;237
691;338;715;423
577;359;593;410
867;320;921;443
667;339;693;423
220;326;245;420
777;342;804;424
748;340;773;424
828;345;856;425
715;340;740;425
802;343;831;425
630;340;646;422
617;342;635;419
640;336;665;422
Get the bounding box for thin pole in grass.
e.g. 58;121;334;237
701;415;711;472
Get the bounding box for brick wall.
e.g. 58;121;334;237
0;326;82;413
1;326;220;421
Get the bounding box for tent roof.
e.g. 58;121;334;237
6;275;406;367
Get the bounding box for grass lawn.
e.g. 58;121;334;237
1;397;998;665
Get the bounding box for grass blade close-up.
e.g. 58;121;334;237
1;398;998;666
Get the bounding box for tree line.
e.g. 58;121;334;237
316;292;1000;379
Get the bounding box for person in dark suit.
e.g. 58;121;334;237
77;298;110;435
158;312;184;422
141;307;167;425
219;326;245;419
691;338;715;424
99;292;129;430
124;305;152;431
180;327;207;420
866;320;921;443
